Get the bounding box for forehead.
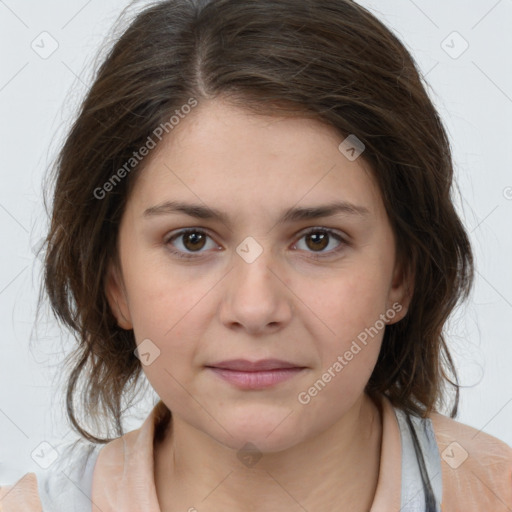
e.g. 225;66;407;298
128;98;384;221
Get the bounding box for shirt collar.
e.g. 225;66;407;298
91;394;402;511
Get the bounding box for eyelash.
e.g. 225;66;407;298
164;227;348;261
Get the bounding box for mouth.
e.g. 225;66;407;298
205;359;307;390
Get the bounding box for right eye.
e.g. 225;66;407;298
164;228;220;259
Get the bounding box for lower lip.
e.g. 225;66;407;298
207;367;305;389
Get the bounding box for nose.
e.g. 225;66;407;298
218;246;293;336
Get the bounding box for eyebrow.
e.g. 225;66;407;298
143;200;370;227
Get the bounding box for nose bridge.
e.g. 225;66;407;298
232;234;280;297
219;235;292;331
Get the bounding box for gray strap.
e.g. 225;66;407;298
394;408;443;511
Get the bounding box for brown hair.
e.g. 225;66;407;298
39;0;473;443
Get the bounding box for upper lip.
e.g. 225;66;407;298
206;359;304;372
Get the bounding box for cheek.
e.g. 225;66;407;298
291;261;391;395
127;275;204;412
297;264;390;338
124;262;220;383
123;246;211;337
294;276;386;423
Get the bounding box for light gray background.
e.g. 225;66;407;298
1;0;511;483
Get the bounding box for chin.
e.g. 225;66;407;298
207;409;307;454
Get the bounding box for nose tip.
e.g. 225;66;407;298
219;254;293;335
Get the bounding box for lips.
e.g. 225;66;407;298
206;359;304;372
205;359;308;390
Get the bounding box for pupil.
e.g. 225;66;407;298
185;232;205;250
308;232;328;250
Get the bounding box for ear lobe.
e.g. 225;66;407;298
105;263;133;330
387;260;414;324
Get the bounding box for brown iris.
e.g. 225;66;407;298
182;231;207;251
305;231;329;251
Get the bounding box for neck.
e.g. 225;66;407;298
154;393;383;512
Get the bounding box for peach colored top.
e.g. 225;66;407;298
1;393;511;511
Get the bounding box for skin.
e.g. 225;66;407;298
105;97;412;512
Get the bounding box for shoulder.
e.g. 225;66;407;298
429;411;512;511
0;472;41;511
0;439;103;512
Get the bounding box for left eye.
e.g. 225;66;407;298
165;227;346;260
292;228;345;256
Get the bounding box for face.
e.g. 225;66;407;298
106;98;411;453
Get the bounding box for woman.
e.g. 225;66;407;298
1;1;511;510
